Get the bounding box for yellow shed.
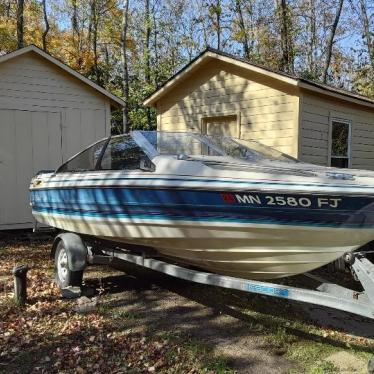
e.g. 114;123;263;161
0;45;124;229
144;48;374;171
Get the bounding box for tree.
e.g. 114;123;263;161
16;0;24;48
322;0;344;83
90;0;100;84
42;0;49;52
209;0;222;50
71;0;79;42
308;0;317;75
234;0;251;59
151;1;160;87
122;0;130;132
144;0;151;127
2;0;374;128
277;0;294;73
358;0;374;70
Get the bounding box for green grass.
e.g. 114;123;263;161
184;337;235;374
287;342;338;373
309;361;338;374
242;307;372;373
97;299;142;320
193;285;373;373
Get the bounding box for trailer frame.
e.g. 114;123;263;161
53;233;374;320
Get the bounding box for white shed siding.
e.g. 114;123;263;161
0;51;113;229
0;109;62;227
158;60;299;157
300;92;374;169
0;52;111;160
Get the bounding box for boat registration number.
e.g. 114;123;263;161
223;193;342;209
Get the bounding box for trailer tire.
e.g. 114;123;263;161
54;241;83;288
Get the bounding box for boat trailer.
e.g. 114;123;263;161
53;233;374;320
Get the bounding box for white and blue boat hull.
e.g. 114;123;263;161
30;171;374;279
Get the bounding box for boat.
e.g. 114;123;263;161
29;131;374;280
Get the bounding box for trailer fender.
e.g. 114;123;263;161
51;233;87;271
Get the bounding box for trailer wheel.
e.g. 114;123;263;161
54;241;83;288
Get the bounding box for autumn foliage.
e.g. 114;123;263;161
2;1;374;131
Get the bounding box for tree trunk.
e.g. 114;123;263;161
72;0;79;39
42;0;50;52
359;0;374;71
6;1;11;18
88;0;94;47
91;0;100;85
144;0;151;128
122;0;130;133
322;0;344;83
103;43;110;87
308;0;316;75
278;0;293;73
244;1;255;58
16;0;24;49
213;0;222;50
217;0;221;50
71;0;82;68
235;0;250;59
152;8;159;87
202;22;209;48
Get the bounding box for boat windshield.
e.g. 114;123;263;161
135;131;298;163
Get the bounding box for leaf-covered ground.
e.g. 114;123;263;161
0;235;231;374
1;233;373;374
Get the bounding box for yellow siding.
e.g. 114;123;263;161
155;57;374;169
157;60;299;157
300;92;374;169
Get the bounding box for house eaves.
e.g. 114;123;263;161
144;47;374;110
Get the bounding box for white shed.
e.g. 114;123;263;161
0;45;124;230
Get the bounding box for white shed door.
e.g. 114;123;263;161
0;109;62;227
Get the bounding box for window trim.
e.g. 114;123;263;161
328;117;352;168
55;137;109;173
200;112;241;138
95;136;111;170
97;133;155;171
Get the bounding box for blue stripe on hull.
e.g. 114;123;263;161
30;187;374;228
37;175;374;190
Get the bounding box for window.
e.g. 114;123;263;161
99;134;151;170
330;120;351;168
201;115;238;137
57;139;107;173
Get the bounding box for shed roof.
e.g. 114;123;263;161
0;45;125;108
144;47;374;110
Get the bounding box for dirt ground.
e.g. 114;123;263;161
86;263;294;373
1;232;374;373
